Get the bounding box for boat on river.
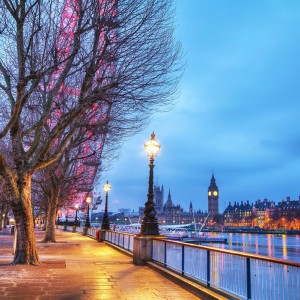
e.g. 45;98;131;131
182;237;227;244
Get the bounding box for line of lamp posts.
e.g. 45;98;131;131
58;132;160;236
58;180;111;230
58;132;161;265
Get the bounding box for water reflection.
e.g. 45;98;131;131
282;235;287;260
267;234;272;257
206;232;300;263
255;235;259;255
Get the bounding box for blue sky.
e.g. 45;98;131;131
97;0;300;213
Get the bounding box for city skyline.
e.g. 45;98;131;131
96;1;300;213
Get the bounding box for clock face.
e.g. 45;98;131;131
213;191;218;196
208;191;212;196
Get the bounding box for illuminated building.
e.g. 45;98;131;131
208;174;219;218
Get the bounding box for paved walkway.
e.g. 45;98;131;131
0;229;200;299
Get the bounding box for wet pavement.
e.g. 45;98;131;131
0;229;200;299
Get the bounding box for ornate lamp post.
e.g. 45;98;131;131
85;193;92;228
57;210;61;225
65;209;69;226
141;132;161;235
1;213;5;230
74;203;79;227
101;181;111;230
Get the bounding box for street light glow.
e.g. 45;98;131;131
144;132;160;157
86;193;92;204
140;132;161;235
101;181;111;230
103;181;111;193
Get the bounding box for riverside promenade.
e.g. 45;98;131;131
0;229;199;300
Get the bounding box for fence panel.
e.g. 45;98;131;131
184;246;207;282
152;239;165;264
151;238;300;300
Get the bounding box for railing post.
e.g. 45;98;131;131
207;250;210;288
246;257;251;300
182;244;185;276
151;238;153;259
164;240;167;267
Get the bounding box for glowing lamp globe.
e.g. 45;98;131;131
85;194;92;204
103;181;111;193
144;132;161;157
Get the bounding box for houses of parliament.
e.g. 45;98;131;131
137;173;300;229
139;174;219;225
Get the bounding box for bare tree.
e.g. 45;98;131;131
0;179;12;230
35;122;115;243
0;0;182;265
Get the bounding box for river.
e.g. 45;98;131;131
203;232;300;263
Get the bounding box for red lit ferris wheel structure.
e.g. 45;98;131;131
52;0;117;208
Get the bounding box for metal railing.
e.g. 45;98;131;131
152;238;300;300
61;225;134;252
57;226;300;299
104;230;134;252
86;227;97;237
76;226;84;234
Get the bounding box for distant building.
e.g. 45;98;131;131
154;184;164;213
224;201;253;226
139;185;206;225
277;196;300;229
163;189;182;224
253;198;276;227
277;196;300;219
208;174;219;218
223;196;300;230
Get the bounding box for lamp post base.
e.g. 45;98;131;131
82;227;88;235
144;221;159;235
101;223;110;230
85;218;91;228
133;236;152;265
101;214;110;230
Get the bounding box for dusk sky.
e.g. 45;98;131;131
97;1;300;213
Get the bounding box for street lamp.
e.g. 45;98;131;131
101;181;111;230
74;203;79;227
140;132;161;235
65;209;69;226
85;193;92;228
1;213;5;230
57;210;61;225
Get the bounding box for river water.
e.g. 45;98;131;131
203;232;300;263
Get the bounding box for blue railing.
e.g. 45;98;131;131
151;238;300;300
59;226;300;299
62;225;135;252
104;230;134;252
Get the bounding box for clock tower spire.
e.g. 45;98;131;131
208;173;219;218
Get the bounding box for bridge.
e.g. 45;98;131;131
113;223;190;238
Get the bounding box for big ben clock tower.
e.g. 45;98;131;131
208;174;219;218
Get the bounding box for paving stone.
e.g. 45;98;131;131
0;229;201;299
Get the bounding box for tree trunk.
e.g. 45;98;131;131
11;175;40;265
41;199;57;242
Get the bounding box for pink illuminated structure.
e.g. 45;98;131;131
51;0;117;207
